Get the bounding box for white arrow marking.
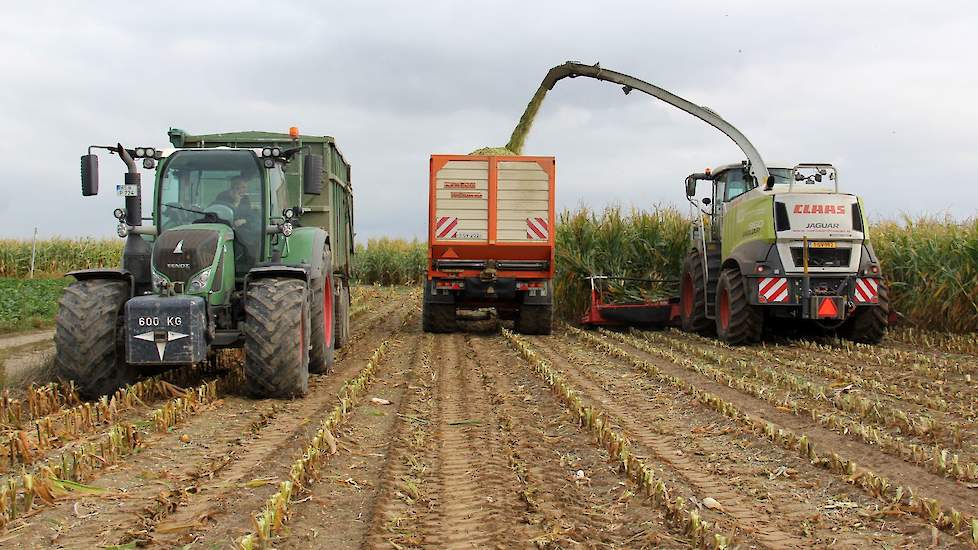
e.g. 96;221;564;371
135;330;189;361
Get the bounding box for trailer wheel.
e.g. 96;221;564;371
680;252;712;334
54;279;138;399
422;302;458;333
515;304;553;335
840;283;889;344
244;278;310;398
715;267;763;345
309;254;335;374
334;285;350;349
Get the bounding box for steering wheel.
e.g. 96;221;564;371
198;204;235;227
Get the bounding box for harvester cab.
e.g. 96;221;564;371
681;161;888;344
57;130;353;399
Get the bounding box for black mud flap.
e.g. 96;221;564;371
126;295;208;365
464;277;516;301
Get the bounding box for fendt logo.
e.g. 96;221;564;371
793;204;847;215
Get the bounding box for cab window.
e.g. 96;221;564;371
722;169;749;201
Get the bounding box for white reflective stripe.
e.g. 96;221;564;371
760;277;789;301
772;287;789;302
526;217;549;240
855;278;878;303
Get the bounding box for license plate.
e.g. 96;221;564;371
808;241;837;249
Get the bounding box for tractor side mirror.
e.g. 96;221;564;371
302;154;323;195
81;154;99;196
685;178;696;197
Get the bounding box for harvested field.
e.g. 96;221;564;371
0;287;975;548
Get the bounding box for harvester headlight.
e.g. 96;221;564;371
271;147;281;157
263;158;275;168
134;147;145;158
144;147;156;158
189;268;212;292
116;223;128;238
280;222;294;237
262;147;273;158
113;208;126;220
283;208;295;220
142;158;156;169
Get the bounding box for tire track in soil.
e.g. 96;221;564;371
355;333;438;550
4;294;414;549
273;327;427;549
536;333;954;549
530;335;801;549
153;298;417;548
468;332;693;549
589;330;978;524
418;332;522;549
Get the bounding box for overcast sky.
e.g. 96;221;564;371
1;1;976;241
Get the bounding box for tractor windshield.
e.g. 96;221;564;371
158;150;264;275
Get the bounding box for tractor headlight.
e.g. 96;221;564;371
271;147;281;157
116;223;128;238
189;268;212;292
135;147;146;158
262;147;273;157
280;222;294;237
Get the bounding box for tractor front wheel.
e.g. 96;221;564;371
680;252;712;334
715;267;763;345
54;279;138;399
839;283;889;344
244;278;310;398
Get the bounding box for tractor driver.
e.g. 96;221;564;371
213;175;260;267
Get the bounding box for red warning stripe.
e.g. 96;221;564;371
436;216;458;239
758;277;789;303
854;278;879;303
526;217;549;240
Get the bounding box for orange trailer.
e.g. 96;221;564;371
423;154;555;334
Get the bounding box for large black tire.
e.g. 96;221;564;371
244;278;310;398
333;284;350;350
839;283;889;344
54;279;138;399
515;304;553;335
422;302;457;333
680;252;712;334
715;266;763;345
309;255;335;375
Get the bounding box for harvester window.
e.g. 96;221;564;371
722;170;748;201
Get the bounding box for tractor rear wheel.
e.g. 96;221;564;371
244;278;310;398
840;283;889;344
310;255;335;374
680;252;712;334
54;279;138;399
334;284;350;350
715;267;763;345
515;304;553;335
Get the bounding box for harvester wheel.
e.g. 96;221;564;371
244;278;310;398
715;267;763;345
54;279;138;399
309;254;335;374
422;302;457;333
840;283;889;344
334;285;350;350
680;252;712;334
515;304;553;335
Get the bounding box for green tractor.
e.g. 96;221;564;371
680;162;888;344
56;129;354;398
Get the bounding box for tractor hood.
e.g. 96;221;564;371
152;224;230;292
